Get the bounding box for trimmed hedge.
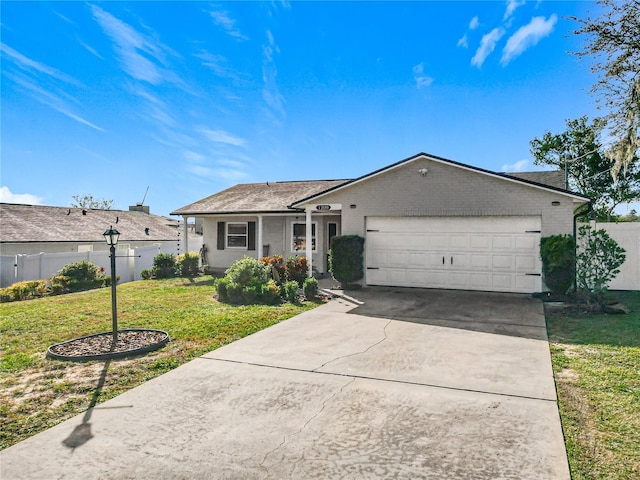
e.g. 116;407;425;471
540;234;576;294
329;235;364;288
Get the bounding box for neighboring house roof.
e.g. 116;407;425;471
0;203;180;243
171;180;349;216
290;152;590;208
504;170;566;190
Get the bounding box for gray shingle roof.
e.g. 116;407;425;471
1;203;180;243
504;170;566;190
171;180;349;215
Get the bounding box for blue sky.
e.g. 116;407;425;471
3;0;626;218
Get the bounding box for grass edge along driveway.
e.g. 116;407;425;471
0;276;317;450
546;290;640;480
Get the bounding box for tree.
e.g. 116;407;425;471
576;225;626;310
71;194;114;210
570;0;640;177
530;116;640;220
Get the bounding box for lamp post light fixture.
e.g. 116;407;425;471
103;226;120;344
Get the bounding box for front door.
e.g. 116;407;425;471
327;222;338;271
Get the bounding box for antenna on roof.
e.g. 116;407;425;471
140;186;149;206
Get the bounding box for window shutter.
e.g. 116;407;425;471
247;221;256;251
217;222;225;250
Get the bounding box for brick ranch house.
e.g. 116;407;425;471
172;152;590;294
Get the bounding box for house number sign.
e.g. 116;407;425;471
315;203;341;211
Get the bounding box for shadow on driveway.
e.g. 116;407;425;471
341;286;549;341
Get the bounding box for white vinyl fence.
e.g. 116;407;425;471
578;222;640;291
0;237;203;288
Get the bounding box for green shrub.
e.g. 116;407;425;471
260;279;281;305
224;257;269;287
0;289;11;303
0;281;45;302
57;260;105;292
281;280;299;303
104;275;120;287
303;277;318;299
214;277;230;302
49;275;69;295
329;235;365;288
176;252;200;277
152;253;177;279
540;235;576;294
215;260;281;305
285;256;308;286
576;225;626;305
140;269;153;280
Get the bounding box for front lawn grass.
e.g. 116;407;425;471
546;290;640;480
0;276;317;450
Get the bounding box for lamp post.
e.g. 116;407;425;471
103;226;120;344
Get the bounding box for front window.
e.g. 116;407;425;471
292;222;316;252
227;223;247;248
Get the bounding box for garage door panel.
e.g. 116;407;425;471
491;274;513;289
449;235;469;249
449;271;471;288
470;254;491;269
407;235;428;249
515;255;536;271
469;235;492;250
428;234;449;250
387;252;408;267
492;236;513;250
470;272;491;288
407;252;428;268
366;216;542;293
492;255;513;269
516;275;538;291
427;253;448;268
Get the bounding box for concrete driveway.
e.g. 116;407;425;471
1;287;569;479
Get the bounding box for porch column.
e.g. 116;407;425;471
183;216;189;254
257;215;263;259
305;208;313;277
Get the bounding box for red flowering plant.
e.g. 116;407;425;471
260;255;286;284
286;256;308;287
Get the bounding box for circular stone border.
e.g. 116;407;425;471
47;329;170;362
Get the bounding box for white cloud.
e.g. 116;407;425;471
469;16;480;30
7;71;104;131
501;15;557;65
0;43;80;85
262;30;285;117
209;9;248;40
457;34;468;48
199;128;247;147
471;28;505;67
186;165;247;182
501;159;530;172
91;5;174;85
412;63;434;89
0;186;43;205
504;0;526;22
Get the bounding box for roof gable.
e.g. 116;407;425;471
290;152;590;207
0;203;179;243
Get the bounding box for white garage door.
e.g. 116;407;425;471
366;216;542;293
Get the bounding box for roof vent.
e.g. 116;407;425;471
129;203;150;214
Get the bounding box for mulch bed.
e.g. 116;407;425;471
48;330;168;359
